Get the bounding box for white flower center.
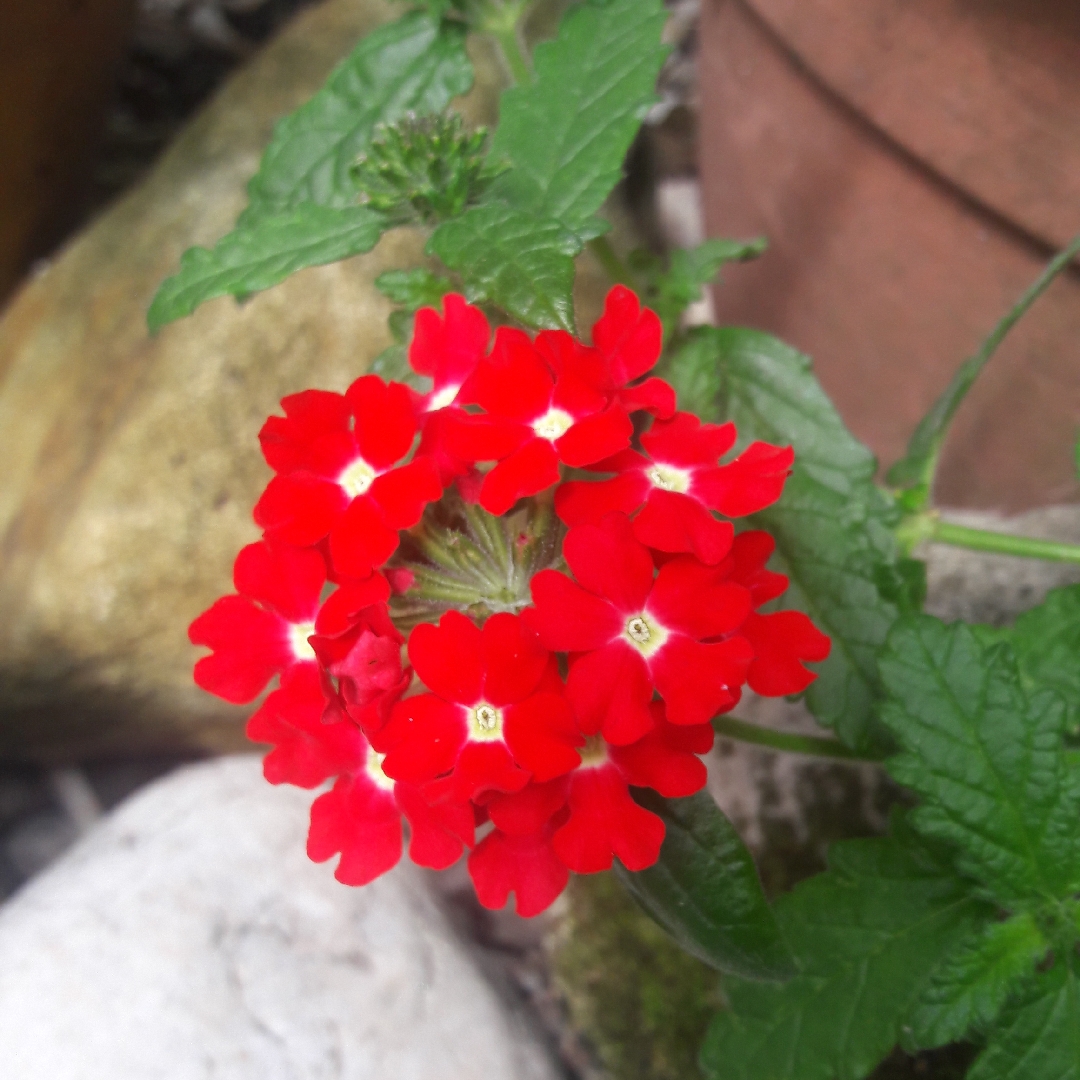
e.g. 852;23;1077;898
289;621;316;661
623;613;668;657
338;457;378;498
428;384;460;411
646;463;691;494
532;408;574;442
366;750;396;792
579;734;608;767
468;702;504;741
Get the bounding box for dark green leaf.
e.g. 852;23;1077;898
148;205;387;332
375;267;454;310
679;326;907;752
243;13;473;221
906;912;1047;1049
428;203;580;329
614;790;794;981
887;235;1080;505
880;616;1080;904
700;835;990;1080
967;957;1080;1080
488;0;669;232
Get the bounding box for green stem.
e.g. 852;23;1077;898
587;236;634;286
712;715;881;762
484;3;532;86
929;519;1080;564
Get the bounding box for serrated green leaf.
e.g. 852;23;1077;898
888;235;1080;505
968;957;1080;1080
148;205;387;331
880;616;1080;904
700;835;990;1080
676;326;907;752
614;791;794;981
487;0;669;232
636;237;767;338
906;912;1047;1049
375;267;454;310
242;13;473;221
428;203;579;329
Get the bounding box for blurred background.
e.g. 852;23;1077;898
0;2;1077;1077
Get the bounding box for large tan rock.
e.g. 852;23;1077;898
0;0;566;761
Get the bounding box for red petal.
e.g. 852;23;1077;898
504;692;583;780
641;412;737;466
190;595;293;703
592;285;663;386
328;496;400;578
312;575;393;637
553;764;665;873
617;377;676;419
647;554;752;638
694;442;795;517
726;530;789;607
481;613;549;705
345;375;418;469
307;772;402;886
247;666;365;787
468;828;569;917
460;327;553;421
409;293;490;390
555;470;650;527
380;694;467;784
408;611;484;703
259;389;350;473
254;473;347;547
233;540;326;623
395;781;475;869
442;412;530;463
555;405;633;468
743;610;831;696
486;779;569;836
563;513;654;613
633;489;735;564
535;330;609;390
566;643;655;744
369;457;442;528
609;703;710;797
452;741;531;803
523;569;622;652
651;634;754;726
480;438;561;515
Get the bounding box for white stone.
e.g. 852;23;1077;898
0;756;560;1080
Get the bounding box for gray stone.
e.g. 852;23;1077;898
0;756;562;1080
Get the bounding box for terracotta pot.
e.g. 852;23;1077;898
699;0;1080;511
0;0;136;306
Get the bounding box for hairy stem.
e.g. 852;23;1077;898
929;519;1080;564
587;236;634;286
483;1;532;86
712;715;881;762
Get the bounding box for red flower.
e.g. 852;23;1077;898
254;376;442;578
410;293;490;413
468;781;570;917
380;612;582;802
307;742;475;886
189;541;326;703
555;412;793;564
445;328;633;514
524;513;754;743
246;665;366;788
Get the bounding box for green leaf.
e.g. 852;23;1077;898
635;237;767;339
487;0;669;232
879;616;1080;904
700;835;990;1080
148;205;387;332
678;326;908;752
242;13;473;221
428;203;580;330
375;267;454;310
614;791;795;981
968;957;1080;1080
906;912;1047;1049
887;235;1080;506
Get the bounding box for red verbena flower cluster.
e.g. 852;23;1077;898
190;286;830;917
